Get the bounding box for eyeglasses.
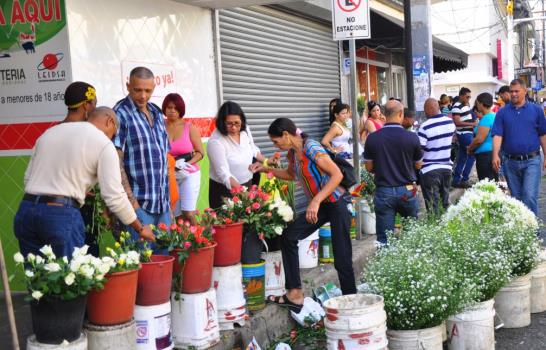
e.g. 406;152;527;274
226;121;241;127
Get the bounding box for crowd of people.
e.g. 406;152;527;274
12;66;546;312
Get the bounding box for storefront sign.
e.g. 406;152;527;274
0;0;72;121
331;0;371;40
121;60;176;106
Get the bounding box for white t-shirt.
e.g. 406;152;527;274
207;128;260;188
24;122;136;225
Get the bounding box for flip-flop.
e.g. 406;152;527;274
266;294;303;313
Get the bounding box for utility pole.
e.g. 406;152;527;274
404;0;415;115
507;0;515;81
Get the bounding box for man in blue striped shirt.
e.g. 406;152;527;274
418;98;456;215
114;67;170;247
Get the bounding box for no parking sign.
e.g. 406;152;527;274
331;0;371;40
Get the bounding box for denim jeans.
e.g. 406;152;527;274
453;133;475;184
14;200;85;258
420;169;451;215
127;207;171;254
374;185;419;244
502;155;541;216
280;193;356;295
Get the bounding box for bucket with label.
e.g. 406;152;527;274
323;294;388;350
134;301;173;350
446;299;495;350
494;274;531;328
262;250;285;297
319;225;334;263
212;264;247;330
171;289;220;349
242;260;266;311
298;230;319;269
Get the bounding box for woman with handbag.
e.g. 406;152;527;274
163;93;204;224
250;118;356;312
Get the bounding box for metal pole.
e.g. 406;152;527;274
0;238;20;350
349;38;362;240
403;0;415;114
507;9;515;81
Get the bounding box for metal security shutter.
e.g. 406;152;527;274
219;6;340;211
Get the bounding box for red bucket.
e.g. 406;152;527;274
172;242;217;294
136;255;174;306
213;222;243;266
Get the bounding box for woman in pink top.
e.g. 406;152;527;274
163;93;205;224
360;100;384;144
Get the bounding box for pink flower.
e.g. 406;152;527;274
251;185;258;191
190;226;197;233
233;197;240;203
248;192;256;200
267;172;274;179
184;241;191;249
252;202;260;210
170;223;177;230
246;207;251;214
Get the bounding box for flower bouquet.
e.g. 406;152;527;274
155;220;216;293
13;245;110;344
86;232;142;326
351;169;375;212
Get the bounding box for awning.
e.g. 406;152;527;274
345;9;468;72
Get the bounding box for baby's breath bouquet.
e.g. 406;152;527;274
13;245;110;301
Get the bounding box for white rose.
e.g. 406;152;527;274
25;270;34;278
70;260;81;273
98;262;111;275
62;256;69;264
27;253;36;263
31;290;43;300
274;226;283;235
35;255;44;264
127;251;140;264
39;245;56;259
101;257;115;268
72;245;89;258
79;265;94;279
96;274;104;281
64;273;76;286
13;252;24;264
44;263;61;273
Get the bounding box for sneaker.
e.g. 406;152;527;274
459;181;472;189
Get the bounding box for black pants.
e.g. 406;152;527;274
420;169;451;215
281;193;356;295
475;152;498;181
209;179;252;210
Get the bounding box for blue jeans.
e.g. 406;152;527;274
374;185;419;244
14;200;85;258
502;155;541;216
453;133;475;184
127;207;171;254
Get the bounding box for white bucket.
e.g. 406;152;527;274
212;263;245;311
27;333;87;350
323;294;388;350
212;264;247;330
387;324;444;350
85;320;136;350
494;274;531;328
360;201;376;235
261;250;285;297
446;299;495;350
298;230;319;269
171;289;220;349
134;302;173;350
531;260;546;313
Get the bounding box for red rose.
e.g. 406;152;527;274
252;202;260;210
158;222;167;230
273;152;281;158
246;207;251;214
233;197;240;203
170;223;177;230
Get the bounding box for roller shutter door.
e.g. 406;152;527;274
219;6;341;211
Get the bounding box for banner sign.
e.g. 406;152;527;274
121;60;177;107
331;0;371;40
0;0;72;122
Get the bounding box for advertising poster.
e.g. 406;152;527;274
0;0;72;122
413;55;430;112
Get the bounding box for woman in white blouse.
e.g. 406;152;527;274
207;101;267;209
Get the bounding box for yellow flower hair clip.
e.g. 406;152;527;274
85;87;96;101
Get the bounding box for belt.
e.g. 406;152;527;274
505;151;540;161
23;194;79;208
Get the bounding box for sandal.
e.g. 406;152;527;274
266;294;303;313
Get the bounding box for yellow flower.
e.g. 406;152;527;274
119;258;126;266
144;250;152;258
114;242;121;248
85;87;96;101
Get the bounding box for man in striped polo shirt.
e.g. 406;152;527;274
452;87;476;188
418;98;456;214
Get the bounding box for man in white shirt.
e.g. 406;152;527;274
14;107;154;259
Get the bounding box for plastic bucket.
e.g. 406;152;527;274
387;324;444;350
172;242;217;294
494;274;531;328
298;230;319;269
319;225;334;263
212;264;246;311
262;250;285;297
212;222;243;266
360;200;376;235
134;302;173;350
531;261;546;313
137;255;174;306
87;269;139;326
446;299;495;350
242;261;266;311
171;289;220;349
84;320;136;350
323;294;388;350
